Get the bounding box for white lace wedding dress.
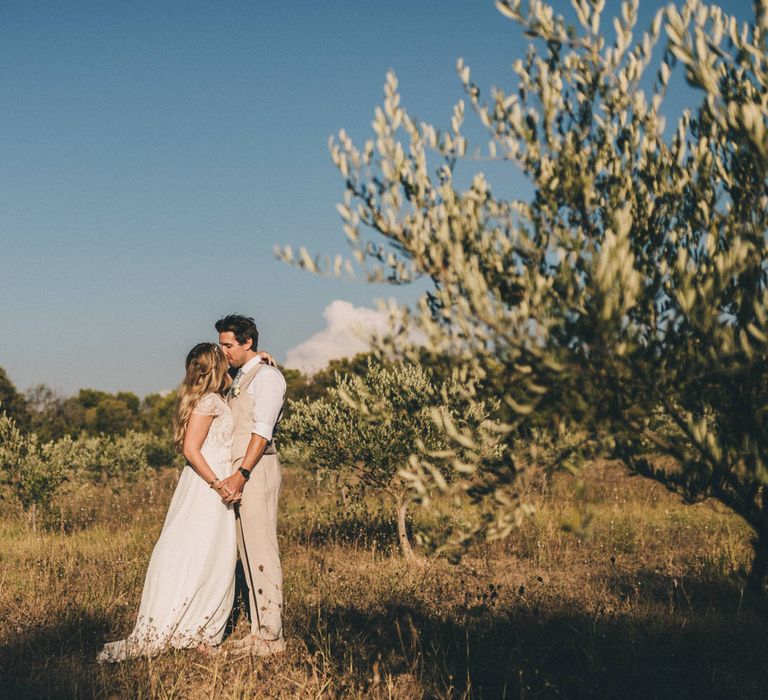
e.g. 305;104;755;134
97;393;237;663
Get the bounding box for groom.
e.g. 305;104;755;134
216;314;287;657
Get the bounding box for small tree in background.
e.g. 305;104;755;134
0;368;30;430
281;1;768;590
25;384;86;441
280;359;499;558
140;390;178;436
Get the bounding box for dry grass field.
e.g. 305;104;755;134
1;460;767;699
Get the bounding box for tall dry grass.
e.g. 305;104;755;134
1;461;767;698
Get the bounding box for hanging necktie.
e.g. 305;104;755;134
229;367;245;398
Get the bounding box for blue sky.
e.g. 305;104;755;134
0;0;756;395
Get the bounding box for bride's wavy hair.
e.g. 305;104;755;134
172;342;231;452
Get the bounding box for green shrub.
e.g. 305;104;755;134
0;413;68;531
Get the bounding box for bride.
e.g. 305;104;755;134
98;342;257;662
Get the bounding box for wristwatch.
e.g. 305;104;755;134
238;467;251;481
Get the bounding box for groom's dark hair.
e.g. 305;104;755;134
215;314;259;351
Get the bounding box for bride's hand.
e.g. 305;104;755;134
257;351;277;367
213;481;233;499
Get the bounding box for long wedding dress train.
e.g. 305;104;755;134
97;393;237;662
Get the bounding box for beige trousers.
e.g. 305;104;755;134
235;453;283;640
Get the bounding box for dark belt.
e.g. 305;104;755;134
263;443;278;456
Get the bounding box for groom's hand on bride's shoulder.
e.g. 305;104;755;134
257;350;277;367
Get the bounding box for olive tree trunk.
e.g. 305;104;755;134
394;491;414;560
28;503;37;534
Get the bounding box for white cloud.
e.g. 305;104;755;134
284;300;394;375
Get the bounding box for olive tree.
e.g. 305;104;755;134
280;359;499;558
281;0;768;590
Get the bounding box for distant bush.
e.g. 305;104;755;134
61;431;178;483
0;413;68;531
0;411;179;530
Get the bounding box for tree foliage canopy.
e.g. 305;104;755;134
23;383;177;441
281;0;768;584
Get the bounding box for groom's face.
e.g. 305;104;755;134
218;331;251;368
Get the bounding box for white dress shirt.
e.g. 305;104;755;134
239;356;286;442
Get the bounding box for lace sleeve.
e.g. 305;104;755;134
192;393;223;417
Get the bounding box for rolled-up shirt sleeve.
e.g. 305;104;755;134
246;366;286;441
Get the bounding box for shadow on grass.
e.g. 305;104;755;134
0;608;111;699
3;573;768;699
284;509;405;553
607;566;749;614
292;578;768;699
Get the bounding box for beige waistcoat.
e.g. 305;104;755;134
228;364;278;466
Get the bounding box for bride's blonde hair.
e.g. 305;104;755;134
172;342;232;452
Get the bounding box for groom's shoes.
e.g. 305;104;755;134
228;635;286;658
